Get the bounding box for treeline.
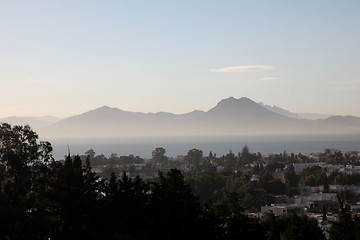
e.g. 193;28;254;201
0;123;359;239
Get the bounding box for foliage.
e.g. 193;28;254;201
151;147;168;167
281;213;326;240
330;195;360;240
259;171;287;195
261;212;326;240
284;165;300;196
328;170;360;185
2;124;356;239
0;123;54;239
300;166;326;186
187;170;226;203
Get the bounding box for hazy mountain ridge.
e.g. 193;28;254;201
0;116;61;129
258;102;302;119
2;97;360;137
26;97;360;137
258;102;332;120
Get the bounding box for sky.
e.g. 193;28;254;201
1;0;360;118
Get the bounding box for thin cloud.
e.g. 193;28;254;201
333;79;360;85
260;77;279;81
211;65;274;73
333;79;360;90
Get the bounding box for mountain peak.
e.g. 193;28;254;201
94;105;123;111
79;106;124;118
209;97;258;113
98;105;114;110
223;96;253;102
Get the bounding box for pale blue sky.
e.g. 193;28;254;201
1;1;360;117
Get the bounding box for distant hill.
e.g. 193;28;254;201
0;116;61;129
258;102;301;119
32;97;360;137
258;102;332;120
296;112;332;120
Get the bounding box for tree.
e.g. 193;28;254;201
261;212;283;240
284;165;299;188
187;171;226;203
80;156;103;239
0;123;54;239
148;169;202;239
85;149;96;158
152;147;168;167
224;150;237;170
101;171;149;239
330;195;360;240
284;165;300;196
223;172;272;211
208;151;214;159
253;163;260;175
226;209;266;240
49;155;85;239
265;162;285;173
300;166;326;186
261;213;325;240
259;171;287;195
281;214;326;240
184;148;203;172
241;145;250;156
240;145;255;165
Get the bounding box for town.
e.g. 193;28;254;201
1;123;360;239
78;146;360;239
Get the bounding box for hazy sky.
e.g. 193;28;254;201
1;1;360;118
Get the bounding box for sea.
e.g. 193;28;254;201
46;134;360;160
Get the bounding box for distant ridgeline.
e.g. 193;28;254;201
2;97;360;137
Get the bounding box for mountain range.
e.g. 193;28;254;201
2;97;360;137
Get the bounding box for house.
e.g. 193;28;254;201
294;193;337;207
294;162;324;174
261;204;303;216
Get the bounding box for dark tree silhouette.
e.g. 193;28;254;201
0;123;53;239
148;169;203;239
330;195;360;240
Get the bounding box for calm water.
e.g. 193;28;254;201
46;134;360;160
